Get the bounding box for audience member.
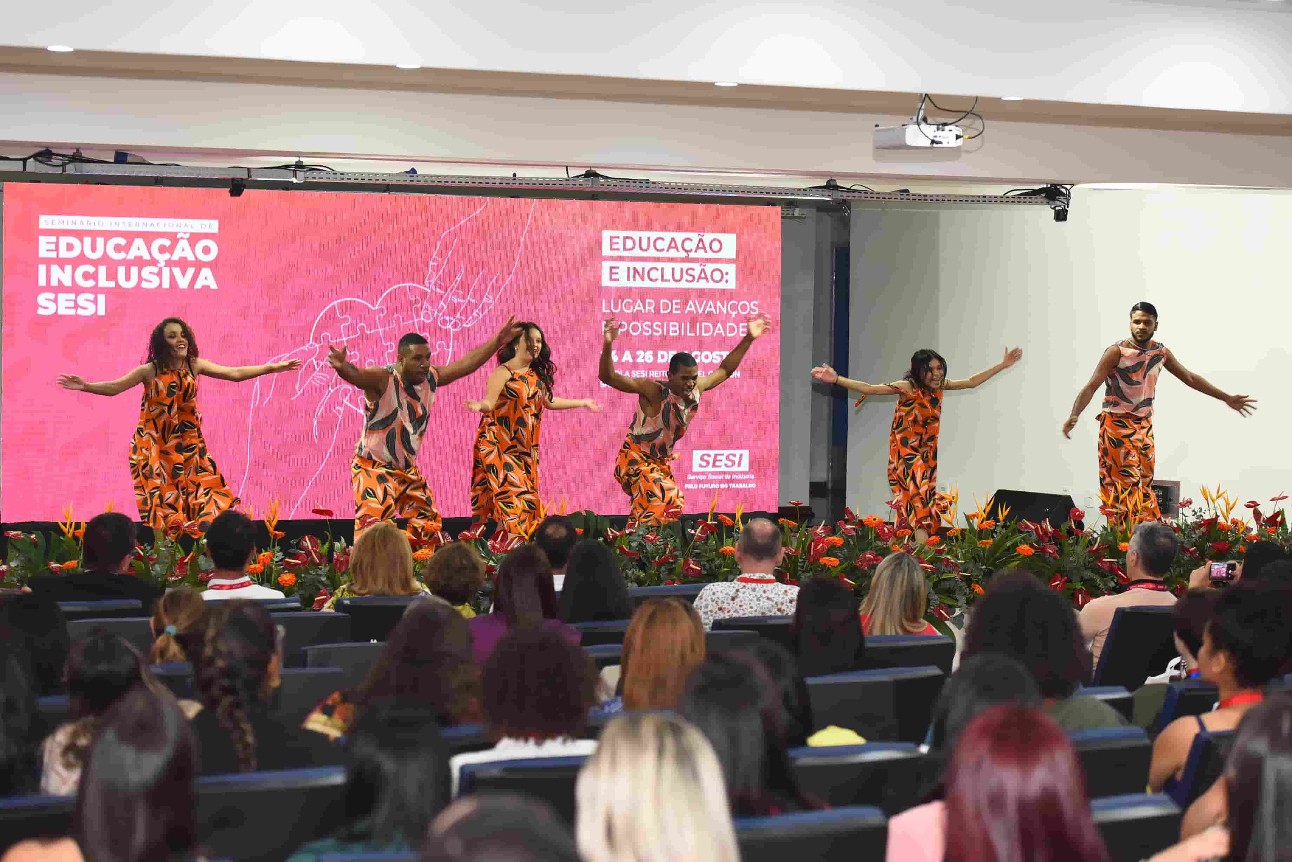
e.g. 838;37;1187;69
1237;540;1287;584
533;515;578;592
693;518;796;630
1079;521;1179;668
188;600;339;774
679;652;819;816
0;651;37;797
576;712;738;862
0;594;69;695
201;510;286;601
558;540;632;623
1250;558;1292;588
468;543;579;667
149;587;206;665
304;597;481;741
449;627;598;795
3;687;199;862
323;521;431;610
41;632;154;795
792;577;865;676
1150;582;1292;793
424;541;487;618
739;640;814;748
288;705;451;861
1157;588;1221;682
26;513;163;614
604;597;705;715
963;570;1127;731
421;793;580;862
860;552;938;636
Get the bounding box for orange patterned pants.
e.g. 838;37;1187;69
351;454;443;540
1098;412;1162;525
614;440;683;528
129;431;237;531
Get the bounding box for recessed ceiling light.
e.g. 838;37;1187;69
46;45;74;53
395;63;422;70
713;81;739;88
1001;96;1025;101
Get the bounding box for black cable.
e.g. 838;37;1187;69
923;95;981;127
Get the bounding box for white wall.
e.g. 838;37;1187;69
847;187;1292;523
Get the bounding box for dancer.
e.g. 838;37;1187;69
57;317;299;530
601;313;772;527
329;316;522;540
812;347;1022;534
1063;302;1255;525
466;322;600;541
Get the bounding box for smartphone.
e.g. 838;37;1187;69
1209;561;1237;586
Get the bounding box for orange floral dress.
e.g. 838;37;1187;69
128;365;237;530
470;367;546;540
885;383;945;532
613;383;700;527
1098;340;1166;524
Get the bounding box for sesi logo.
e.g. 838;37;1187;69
692;450;749;472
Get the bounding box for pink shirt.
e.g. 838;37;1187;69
1102;341;1167;417
623;383;699;460
1078;582;1177;668
887;800;946;862
355;365;438;469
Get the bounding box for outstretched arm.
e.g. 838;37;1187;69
466;366;510;413
810;364;910;397
548;396;601;411
598;318;659;397
327;345;390;402
1062;346;1121;438
435;316;522;387
195;357;301;383
944;347;1023;391
699;313;772;392
1164;349;1256;416
57;363;154;397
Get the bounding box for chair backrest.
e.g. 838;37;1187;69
626;583;705;608
33;695;71;743
806;666;945;742
1150;680;1219;735
1069;726;1153;798
705;628;763;655
1092;605;1177;690
272;667;348;725
334;596;421;642
734;805;887;862
1090;793;1181;862
790;743;926;814
0;794;75;855
303;641;386;691
1079;686;1134;721
56;599;143;621
251;598;303;613
272;612;353;667
458;756;589;825
1169;728;1235;808
66;616;154;656
570;619;631;647
857;634;956;675
197;766;347;862
712;615;794;651
152;661;195;698
584;643;623;671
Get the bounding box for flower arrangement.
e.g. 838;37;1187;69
5;487;1289;620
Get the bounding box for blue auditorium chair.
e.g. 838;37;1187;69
712;615;794;651
1069;726;1153;798
302;641;385;690
65;616;153;655
197;766;347;862
858;634;956;675
735;805;886;862
56;598;142;621
1092;606;1176;691
626;583;705;608
790;742;926;813
570;619;630;647
457;755;589;825
333;595;422;642
1091;794;1181;862
272;611;353;666
806;666;945;742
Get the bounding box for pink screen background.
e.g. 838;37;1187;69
1;184;781;522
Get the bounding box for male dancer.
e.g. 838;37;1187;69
600;313;772;527
1063;302;1255;524
329;316;521;539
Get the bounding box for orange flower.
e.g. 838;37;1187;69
277;573;297;588
862;516;883;529
925;536;941;547
891;544;903;552
896;528;913;538
257;551;274;566
718;514;735;527
60;560;77;570
946;528;962;537
817;556;841;568
975;520;997;530
271;530;286;540
971;583;985;595
1118;542;1130;552
1016;544;1036;556
1267;526;1279;535
977;539;993;548
246;563;265;575
824;535;845;548
1237;544;1247;554
719;545;736;556
574;528;584;535
778;518;798;528
413;548;434;562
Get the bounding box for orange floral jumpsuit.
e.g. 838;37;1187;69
1098;340;1165;524
614;383;700;528
470;367;546;540
129;365;238;530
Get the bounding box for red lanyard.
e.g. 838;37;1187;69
735;574;778;584
1126;580;1169;592
207;579;253;591
1219;691;1264;710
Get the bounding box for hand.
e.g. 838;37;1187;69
811;364;839;385
1188;563;1212;591
746;313;773;339
466;399;490;413
1146;826;1228;862
273;359;302;373
1061;415;1078;438
582;399;602;411
603;318;622;346
326;344;348;371
1225;394;1257;416
493;315;522;349
57;374;86;391
1002;347;1023;367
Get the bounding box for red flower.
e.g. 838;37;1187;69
604;527;625;542
1041;544;1060;559
856;551;883;569
654;554;678;566
281;554;306;569
1209;541;1231;555
1072;587;1092;609
1115;567;1130;584
311;589;332;611
788;500;805;507
333;550;350;572
663;504;684;521
1179;498;1193;508
4;531;24;540
357;514;381;530
1245;500;1261;509
682;559;703;579
932;606;952;622
198;571;215;584
693;521;718;541
843;506;858;523
643;531;661;545
619;549;641;558
298;535;323;564
875;524;896;541
1049;573;1068;592
458;524;488;542
487;533;522;555
1271;493;1289;503
837;522;857;536
310;508;335;518
1069;507;1085;523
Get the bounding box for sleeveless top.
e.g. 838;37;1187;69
624;383;700;460
888;383;942;445
475;367;545;453
354;364;438;469
137;365;203;440
1102;340;1166;417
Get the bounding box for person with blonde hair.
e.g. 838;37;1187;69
860;551;938;636
601;598;705;714
324;521;432;611
576;712;738;862
150;588;206;665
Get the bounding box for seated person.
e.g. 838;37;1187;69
323;521;431;610
26;512;163;614
598;597;705;716
468;544;580;667
693;518;797;630
1078;521;1178;668
425;541;487;618
860;552;939;636
793;577;866;676
200;511;286;601
558;540;632;623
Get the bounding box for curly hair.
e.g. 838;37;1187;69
150;589;207;665
191;601;276;772
424;542;487;607
497;322;555;398
145;317;199;372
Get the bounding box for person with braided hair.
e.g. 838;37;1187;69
187;600;339;774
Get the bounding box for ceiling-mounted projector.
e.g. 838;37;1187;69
873;122;964;149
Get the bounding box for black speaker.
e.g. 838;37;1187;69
987;489;1078;527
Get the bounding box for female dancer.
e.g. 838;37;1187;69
57;317;300;530
812;347;1021;534
467;322;599;540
